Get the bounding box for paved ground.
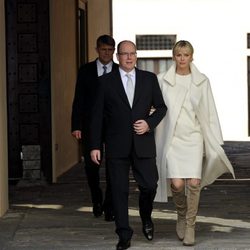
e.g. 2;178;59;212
0;141;250;250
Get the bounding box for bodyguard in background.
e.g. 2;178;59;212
90;40;167;250
71;35;118;221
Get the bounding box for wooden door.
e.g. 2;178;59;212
5;0;52;183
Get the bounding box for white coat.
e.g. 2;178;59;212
155;62;235;202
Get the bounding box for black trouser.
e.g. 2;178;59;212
82;141;112;213
107;153;158;241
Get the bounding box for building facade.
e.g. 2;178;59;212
113;0;250;141
0;0;113;217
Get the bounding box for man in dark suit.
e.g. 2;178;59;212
90;40;167;250
71;35;118;221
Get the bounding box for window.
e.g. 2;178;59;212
136;34;176;75
137;58;172;75
136;35;176;50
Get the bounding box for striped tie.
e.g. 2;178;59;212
103;65;107;75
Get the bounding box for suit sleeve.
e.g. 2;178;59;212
89;78;104;150
146;74;167;130
71;66;85;132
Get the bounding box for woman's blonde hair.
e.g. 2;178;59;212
172;40;194;57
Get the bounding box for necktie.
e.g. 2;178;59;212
103;65;107;75
126;74;134;107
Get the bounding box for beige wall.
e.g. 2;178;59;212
50;0;79;181
0;0;113;217
88;0;113;60
49;0;113;181
0;0;9;216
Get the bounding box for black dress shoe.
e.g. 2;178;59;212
142;222;154;241
104;211;115;221
93;203;103;217
116;239;131;250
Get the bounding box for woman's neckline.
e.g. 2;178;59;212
176;73;191;76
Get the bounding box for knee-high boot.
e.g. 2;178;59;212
171;185;187;240
183;184;200;246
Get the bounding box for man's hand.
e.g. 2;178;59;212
72;130;82;140
133;120;149;135
91;149;101;165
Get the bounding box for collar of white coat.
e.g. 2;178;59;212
162;62;207;86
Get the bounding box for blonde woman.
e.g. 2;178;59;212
155;40;235;246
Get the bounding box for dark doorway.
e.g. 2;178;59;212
77;1;88;66
74;0;88;161
5;0;52;183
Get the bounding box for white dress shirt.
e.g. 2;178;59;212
96;60;113;76
119;68;136;94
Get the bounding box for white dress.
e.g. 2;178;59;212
167;74;204;179
155;62;234;202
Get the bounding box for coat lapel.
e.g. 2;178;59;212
132;68;143;107
112;70;131;107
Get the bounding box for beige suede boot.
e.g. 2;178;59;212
183;184;200;246
171;185;187;240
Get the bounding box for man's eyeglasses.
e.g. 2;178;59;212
118;52;137;57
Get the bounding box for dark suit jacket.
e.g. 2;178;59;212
90;68;167;158
71;59;119;133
